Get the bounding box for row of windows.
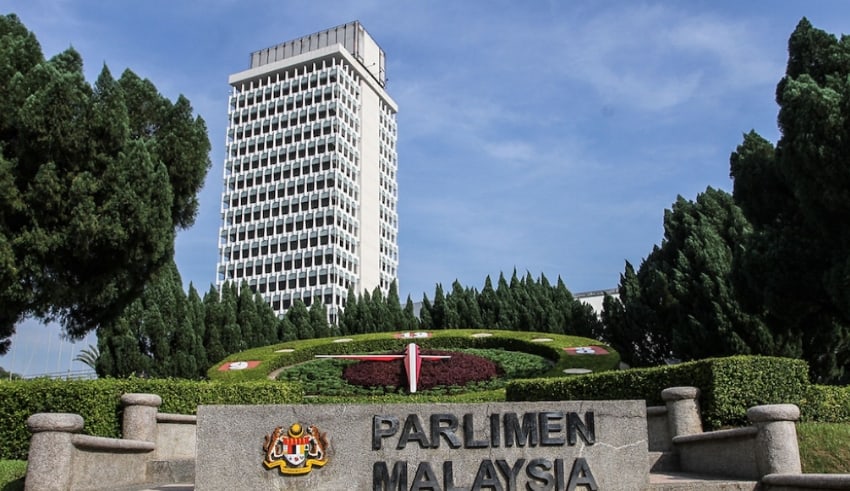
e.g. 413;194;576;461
235;87;359;133
225;170;359;204
229;96;359;138
224;198;351;226
222;216;357;245
223;221;357;254
267;291;343;312
224;256;359;284
233;64;344;102
226;151;357;185
223;223;359;257
230;125;359;160
230;65;361;130
230;95;360;143
232;60;360;111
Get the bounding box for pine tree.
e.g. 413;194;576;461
0;15;210;351
288;300;313;340
478;276;499;327
309;300;330;338
202;284;226;366
730;19;850;382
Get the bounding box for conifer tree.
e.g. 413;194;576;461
478;276;499;327
287;300;313;340
0;15;210;351
202;285;226;366
730;18;850;382
309;300;330;338
403;296;420;331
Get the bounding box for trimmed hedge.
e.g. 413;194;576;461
0;378;302;461
800;384;850;423
506;355;810;429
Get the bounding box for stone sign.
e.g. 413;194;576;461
196;401;648;490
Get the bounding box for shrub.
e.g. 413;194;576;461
208;330;619;381
506;356;809;429
0;378;302;460
800;385;850;423
342;350;501;392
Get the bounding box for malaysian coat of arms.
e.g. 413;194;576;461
263;422;329;475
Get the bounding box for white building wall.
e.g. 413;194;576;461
217;23;397;322
358;87;382;293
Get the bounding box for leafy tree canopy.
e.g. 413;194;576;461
0;14;210;352
602;188;777;366
731;18;850;382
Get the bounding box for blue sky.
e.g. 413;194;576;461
2;1;849;376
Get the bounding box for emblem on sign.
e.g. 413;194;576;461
263;423;329;475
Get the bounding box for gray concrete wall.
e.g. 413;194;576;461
196;401;648;491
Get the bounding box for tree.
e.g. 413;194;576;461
602;188;774;366
478;276;499;327
287;300;313;340
0;365;21;380
731;19;850;382
73;344;99;371
202;285;226;367
186;284;208;376
402;296;420;331
97;260;200;378
0;15;210;353
309;300;330;338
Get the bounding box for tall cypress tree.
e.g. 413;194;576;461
731;19;850;382
288;300;313;340
309;300;330;338
186;284;207;376
237;281;260;348
478;276;499;328
202;284;226;366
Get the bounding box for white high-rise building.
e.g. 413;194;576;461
217;22;399;323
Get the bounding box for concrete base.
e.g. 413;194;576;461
645;472;758;490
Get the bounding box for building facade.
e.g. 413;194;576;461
217;22;399;323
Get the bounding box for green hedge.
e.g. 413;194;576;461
0;378;303;461
505;355;810;429
800;384;850;423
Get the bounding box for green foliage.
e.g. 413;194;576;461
73;344;99;371
729;19;850;383
797;422;850;473
418;271;602;336
277;348;551;397
799;384;850;423
0;459;25;491
461;348;551;379
0;377;302;460
506;356;809;430
602;188;774;368
0;365;21;380
0;15;210;349
208;329;618;382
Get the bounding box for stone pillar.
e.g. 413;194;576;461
661;386;703;438
26;413;84;491
747;404;802;477
121;393;162;443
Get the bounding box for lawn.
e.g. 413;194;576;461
797;422;850;473
0;459;25;491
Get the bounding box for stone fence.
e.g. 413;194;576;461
648;386;850;490
22;387;850;490
25;393;195;491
